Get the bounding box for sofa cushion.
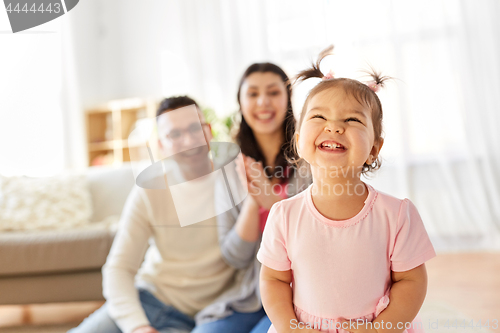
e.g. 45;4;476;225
0;223;115;276
0;174;92;231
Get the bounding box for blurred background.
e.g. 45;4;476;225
2;0;499;250
0;0;499;331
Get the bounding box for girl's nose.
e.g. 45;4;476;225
325;121;344;134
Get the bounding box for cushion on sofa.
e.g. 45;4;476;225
0;174;92;231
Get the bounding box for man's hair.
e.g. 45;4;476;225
156;96;199;117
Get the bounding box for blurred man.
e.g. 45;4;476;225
69;96;237;333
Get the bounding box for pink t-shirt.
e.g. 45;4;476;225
257;182;436;332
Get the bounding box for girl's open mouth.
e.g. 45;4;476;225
318;140;347;153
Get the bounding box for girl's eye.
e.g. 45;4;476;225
346;117;362;123
269;91;280;96
248;92;258;97
311;114;326;120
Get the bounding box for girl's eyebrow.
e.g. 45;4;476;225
350;109;368;118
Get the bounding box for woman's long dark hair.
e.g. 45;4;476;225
235;63;297;182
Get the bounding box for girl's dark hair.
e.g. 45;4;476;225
156;95;199;117
235;63;297;181
291;45;390;176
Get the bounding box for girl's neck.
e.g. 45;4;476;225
310;172;369;221
253;130;283;167
312;176;366;197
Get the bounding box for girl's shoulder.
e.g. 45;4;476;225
370;185;402;207
368;184;420;219
269;185;309;215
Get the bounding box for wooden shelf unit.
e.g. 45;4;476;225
85;98;157;166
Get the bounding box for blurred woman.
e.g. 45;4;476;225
193;63;310;333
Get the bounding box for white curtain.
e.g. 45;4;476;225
61;13;87;171
0;13;65;177
0;8;88;176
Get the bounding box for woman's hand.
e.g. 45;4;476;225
236;156;267;205
242;155;284;210
132;325;159;333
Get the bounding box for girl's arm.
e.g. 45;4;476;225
373;263;428;333
260;265;321;333
343;264;428;333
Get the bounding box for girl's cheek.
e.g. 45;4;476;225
298;136;313;157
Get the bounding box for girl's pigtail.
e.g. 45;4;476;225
363;65;392;93
294;45;334;84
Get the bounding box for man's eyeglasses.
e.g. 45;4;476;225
164;123;209;142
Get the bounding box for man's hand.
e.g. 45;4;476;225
132;325;159;333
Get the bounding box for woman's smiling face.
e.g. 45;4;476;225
239;72;288;135
297;88;379;174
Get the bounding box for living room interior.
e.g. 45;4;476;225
0;0;499;332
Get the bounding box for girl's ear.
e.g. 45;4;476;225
368;137;384;163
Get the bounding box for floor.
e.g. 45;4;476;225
424;252;500;329
0;252;498;333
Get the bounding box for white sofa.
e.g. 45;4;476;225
0;164;135;305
